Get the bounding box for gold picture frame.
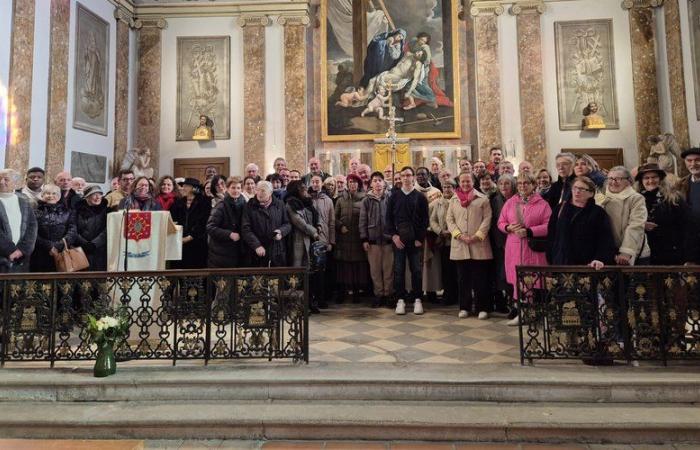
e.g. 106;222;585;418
321;0;462;142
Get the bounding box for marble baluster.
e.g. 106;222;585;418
281;15;310;173
513;3;547;171
240;16;269;173
44;0;71;180
663;0;690;150
5;0;36;173
135;18;166;177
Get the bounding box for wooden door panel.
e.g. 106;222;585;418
561;148;623;171
173;157;231;181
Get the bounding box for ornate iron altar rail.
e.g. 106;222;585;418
516;266;700;365
0;268;309;366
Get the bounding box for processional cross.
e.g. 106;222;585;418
383;81;403;172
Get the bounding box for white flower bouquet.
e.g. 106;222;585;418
86;308;130;346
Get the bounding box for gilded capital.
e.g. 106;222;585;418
133;18;168;30
509;1;546;15
621;0;664;9
277;14;311;27
470;1;505;16
237;14;272;27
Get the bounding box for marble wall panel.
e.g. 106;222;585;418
664;0;690;150
243;25;266;172
45;0;71;180
284;25;307;173
629;7;661;162
475;15;502;161
517;12;547;171
136;26;162;177
464;16;479;157
5;0;35;173
114;19;130;175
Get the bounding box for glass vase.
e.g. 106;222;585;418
94;340;116;377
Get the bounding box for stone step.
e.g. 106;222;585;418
1;362;700;403
0;400;699;444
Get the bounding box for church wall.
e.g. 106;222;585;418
0;0;12;165
679;0;700;147
63;0;118;188
540;0;640;171
158;17;245;177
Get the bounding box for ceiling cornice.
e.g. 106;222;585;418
109;0;310;19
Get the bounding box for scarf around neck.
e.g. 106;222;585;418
604;185;636;201
455;187;475;208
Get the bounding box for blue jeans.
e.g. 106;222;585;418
393;245;423;302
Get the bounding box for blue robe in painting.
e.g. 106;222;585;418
359;29;407;88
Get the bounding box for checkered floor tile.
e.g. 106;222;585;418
310;304;520;364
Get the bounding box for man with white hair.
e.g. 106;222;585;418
54;171;80;209
240;180;291;267
429;157;443;190
302;157;330;185
0;169;37;272
245;163;261;183
544;152;577;210
71;177;86;195
518;160;534;175
349;157;360;175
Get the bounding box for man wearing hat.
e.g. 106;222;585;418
679;148;700;263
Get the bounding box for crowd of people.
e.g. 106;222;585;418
1;146;699;323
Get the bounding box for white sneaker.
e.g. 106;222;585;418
395;299;406;315
478;311;489;320
458;310;468;318
413;299;424;315
507;316;520;326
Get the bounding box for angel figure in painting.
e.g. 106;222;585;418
582;102;606;130
193;114;214;141
360;86;389;119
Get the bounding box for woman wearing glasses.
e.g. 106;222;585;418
599;166;650;265
547;176;617;268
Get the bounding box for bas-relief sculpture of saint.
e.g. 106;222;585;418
73;3;109;136
121;147;154;179
176;37;230;141
193;115;214;141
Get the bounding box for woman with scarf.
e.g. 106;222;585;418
536;169;553;197
154;175;179;211
446;171;493;319
241;176;257;202
118;176;162;211
634;163;687;265
170;178;211;269
498;172;552;325
207;177;246;268
334;173;368;301
598;166;650;266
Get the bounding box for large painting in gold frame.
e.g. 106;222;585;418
321;0;461;142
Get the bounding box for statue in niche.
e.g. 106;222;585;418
647;133;681;175
582;102;606;130
121;147;155;179
80;32;105;119
193;114;214;141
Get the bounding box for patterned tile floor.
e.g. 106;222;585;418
310;304;520;365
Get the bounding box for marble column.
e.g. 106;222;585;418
44;0;71;180
280;15;310;174
663;0;690;150
114;8;134;175
239;15;269;172
134;18;166;177
512;2;547;171
5;0;35;173
471;5;503;161
624;1;662;163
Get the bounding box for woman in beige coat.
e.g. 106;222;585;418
447;172;494;319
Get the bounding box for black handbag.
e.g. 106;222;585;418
516;202;547;253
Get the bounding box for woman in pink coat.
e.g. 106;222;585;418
498;172;552;325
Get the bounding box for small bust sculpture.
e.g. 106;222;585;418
193;114;214;141
583;102;606;130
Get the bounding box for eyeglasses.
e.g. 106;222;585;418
572;186;593;193
516;181;532;186
606;177;628;183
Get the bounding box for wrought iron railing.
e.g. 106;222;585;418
516;266;700;365
0;268;309;366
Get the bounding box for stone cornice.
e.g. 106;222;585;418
237;14;272;27
509;1;546;15
134;18;168;30
621;0;664;9
126;0;310;20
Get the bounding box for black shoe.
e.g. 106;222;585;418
506;308;518;320
371;297;381;308
309;304;321;314
582;355;614;366
492;306;511;318
318;301;329;309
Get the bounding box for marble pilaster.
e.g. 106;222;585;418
114;8;134;175
663;0;690;150
44;0;71;180
281;17;309;173
5;0;35;173
240;17;268;172
513;3;547;170
472;10;502;161
135;18;166;177
625;2;662;162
